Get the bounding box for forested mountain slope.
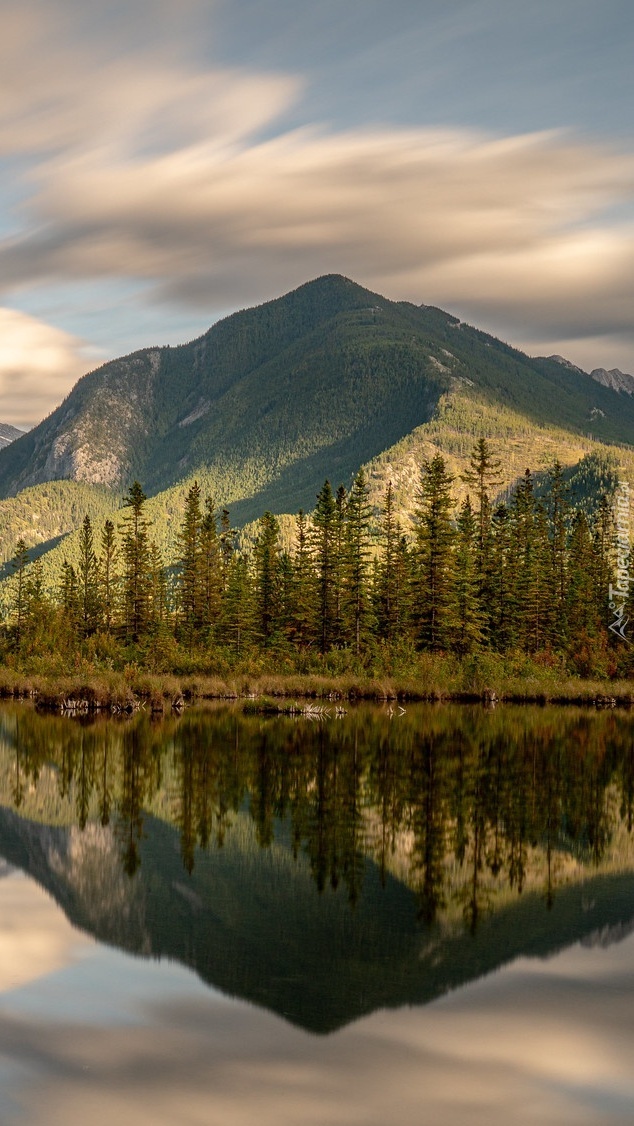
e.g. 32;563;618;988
2;273;634;522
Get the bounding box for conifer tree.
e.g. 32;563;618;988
453;497;485;655
99;519;118;634
221;555;254;654
527;504;556;652
333;484;348;645
77;515;101;636
462;438;502;597
60;559;80;640
120;481;151;642
148;541;168;631
592;494;616;629
291;509;315;650
343;469;373;656
10;539;30;649
219;508;235;591
544;460;569;642
508;469;538;651
375;481;400;643
566;510;606;672
177;481;203;647
414;455;456;650
489;503;514;650
311;480;338;653
200;497;223;635
253;511;282;646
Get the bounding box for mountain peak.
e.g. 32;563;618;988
589;367;634;395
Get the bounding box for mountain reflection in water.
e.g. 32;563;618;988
0;702;633;1032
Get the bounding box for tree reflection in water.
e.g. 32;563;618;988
1;703;633;918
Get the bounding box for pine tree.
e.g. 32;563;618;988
453;497;485;655
60;559;80;640
414;455;456;650
200;497;223;636
343;469;373;656
148;541;168;631
333;484;348;645
77;515;101;636
528;504;556;652
508;469;538;651
219;508;235;591
544;460;569;618
253;511;282;646
10;539;30;649
120;481;151;642
99;519;118;634
566;510;606;672
177;481;203;648
488;503;514;651
462;438;502;593
375;481;399;642
291;509;315;650
311;480;338;654
592;493;616;630
221;555;254;654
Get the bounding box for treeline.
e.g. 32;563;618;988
3;440;631;678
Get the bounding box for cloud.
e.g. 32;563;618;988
1;0;634;384
5;935;634;1125
0;872;85;992
0;308;86;428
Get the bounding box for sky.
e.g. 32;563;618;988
2;0;634;428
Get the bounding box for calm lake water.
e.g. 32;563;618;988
0;701;633;1124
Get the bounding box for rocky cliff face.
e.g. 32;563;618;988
589;367;634;395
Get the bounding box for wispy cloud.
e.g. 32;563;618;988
0;309;85;428
2;0;634;425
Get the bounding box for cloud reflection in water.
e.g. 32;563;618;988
1;871;633;1126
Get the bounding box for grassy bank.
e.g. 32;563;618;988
0;652;631;712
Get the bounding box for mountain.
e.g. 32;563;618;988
1;275;634;530
590;367;634;395
0;423;25;450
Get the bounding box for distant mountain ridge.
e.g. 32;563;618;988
590;367;634;395
0;423;24;450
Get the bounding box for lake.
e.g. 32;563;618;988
0;701;633;1124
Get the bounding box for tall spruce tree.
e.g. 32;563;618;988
566;510;605;672
10;539;30;649
221;555;254;654
253;511;282;646
200;497;223;636
77;515;101;636
488;503;514;651
375;481;399;642
544;460;569;642
414;455;456;650
508;469;538;651
291;509;315;650
311;480;338;654
99;519;118;634
453;497;485;655
177;481;203;648
120;481;151;642
462;439;502;600
343;469;373;656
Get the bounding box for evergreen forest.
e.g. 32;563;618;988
2;439;631;686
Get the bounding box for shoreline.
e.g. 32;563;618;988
0;669;630;714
